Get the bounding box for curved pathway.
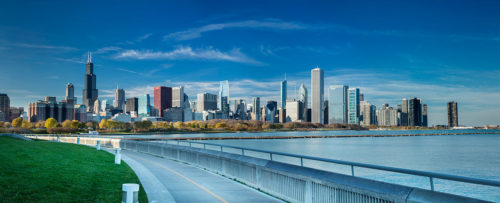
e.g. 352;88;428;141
121;149;282;203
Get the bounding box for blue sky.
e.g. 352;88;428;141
1;0;500;126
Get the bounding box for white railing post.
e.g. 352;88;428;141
305;180;312;203
122;183;139;203
77;137;80;145
57;136;60;142
115;148;121;165
96;140;101;150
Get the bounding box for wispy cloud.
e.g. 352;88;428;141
56;57;86;64
164;19;311;41
116;64;172;77
11;43;77;51
121;33;153;45
94;46;122;54
115;46;261;64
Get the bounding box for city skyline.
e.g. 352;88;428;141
1;1;500;126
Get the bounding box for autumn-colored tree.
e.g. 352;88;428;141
45;118;58;129
62;120;73;128
35;121;45;128
70;120;80;129
21;120;32;129
3;122;11;128
12;118;23;128
99;119;108;129
215;122;227;129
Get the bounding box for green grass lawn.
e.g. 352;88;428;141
0;136;148;202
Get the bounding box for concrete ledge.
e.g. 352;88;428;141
0;133;32;141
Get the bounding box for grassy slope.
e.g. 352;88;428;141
0;137;148;202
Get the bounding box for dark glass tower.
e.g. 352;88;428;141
82;52;98;112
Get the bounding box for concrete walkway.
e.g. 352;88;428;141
121;149;282;203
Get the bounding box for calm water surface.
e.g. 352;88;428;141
158;130;500;202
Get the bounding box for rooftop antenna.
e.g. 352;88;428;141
285;72;287;81
87;51;90;63
90;51;92;63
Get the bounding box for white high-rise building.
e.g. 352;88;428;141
311;67;324;124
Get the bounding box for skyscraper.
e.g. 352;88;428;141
328;85;348;124
281;76;287;110
114;87;125;110
265;101;278;123
154;86;172;117
138;94;151;117
408;98;422;126
82;52;98;112
172;86;184;108
447;101;458;127
348;88;360;125
422;104;428;127
360;101;376;126
298;83;307;120
311;68;324;124
197;93;217;112
252;97;260;120
219;80;229;118
65;83;75;104
401;98;408;126
125;97;138;115
0;93;10;122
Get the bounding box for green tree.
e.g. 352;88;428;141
45;118;58;129
12;118;23;128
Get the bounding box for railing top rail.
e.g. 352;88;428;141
170;139;500;188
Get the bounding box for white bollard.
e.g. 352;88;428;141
57;136;60;142
122;183;139;203
96;140;101;150
115;148;121;165
76;137;80;144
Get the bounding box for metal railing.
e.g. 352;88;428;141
168;140;500;192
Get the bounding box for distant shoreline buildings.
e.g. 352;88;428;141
0;52;466;128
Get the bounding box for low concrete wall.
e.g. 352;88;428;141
1;133;32;141
26;135;490;203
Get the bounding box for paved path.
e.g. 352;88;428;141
121;149;282;203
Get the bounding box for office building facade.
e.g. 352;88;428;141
82;52;98;112
328;85;348;124
219;80;230;118
154;86;172;117
448;101;458;127
311;68;324;124
114;88;125;110
348;88;360;125
197;93;217;112
408;98;422;126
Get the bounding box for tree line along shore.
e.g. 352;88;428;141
0;117;445;135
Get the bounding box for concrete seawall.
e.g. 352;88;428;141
27;135;491;203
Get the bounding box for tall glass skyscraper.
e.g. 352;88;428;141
348;88;360;124
281;78;287;110
328;85;348;124
299;83;307;120
138;94;151;117
253;97;260;120
219;80;230;118
82;52;98;112
311;68;324;124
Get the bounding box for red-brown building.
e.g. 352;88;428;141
154;86;172;117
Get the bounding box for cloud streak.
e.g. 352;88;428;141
164;19;311;41
115;46;260;64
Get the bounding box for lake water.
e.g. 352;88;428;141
155;130;500;202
